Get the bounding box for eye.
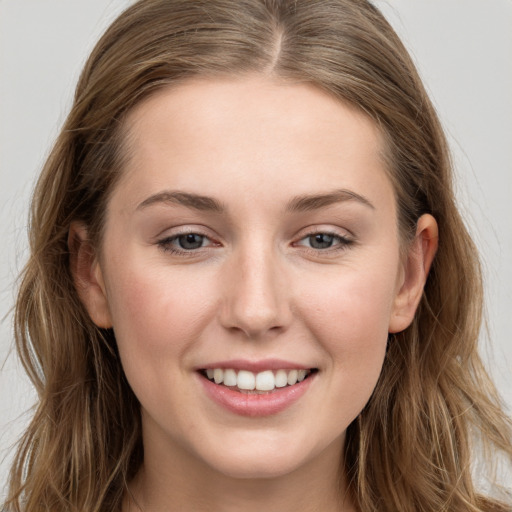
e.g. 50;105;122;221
157;232;214;254
306;233;337;249
175;233;208;250
295;231;353;251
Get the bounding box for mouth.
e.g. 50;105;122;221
199;367;318;394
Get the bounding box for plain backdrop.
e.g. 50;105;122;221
1;0;511;497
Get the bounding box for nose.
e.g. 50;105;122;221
219;245;292;339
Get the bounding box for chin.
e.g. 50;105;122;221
197;436;323;480
213;455;306;480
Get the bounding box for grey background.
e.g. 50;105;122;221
1;0;511;496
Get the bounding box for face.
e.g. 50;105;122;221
77;76;433;482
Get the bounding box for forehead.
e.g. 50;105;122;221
114;76;393;214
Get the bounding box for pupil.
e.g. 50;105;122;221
179;234;203;250
310;233;334;249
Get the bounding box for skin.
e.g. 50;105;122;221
72;76;438;512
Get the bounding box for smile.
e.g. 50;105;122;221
197;364;318;417
202;368;316;393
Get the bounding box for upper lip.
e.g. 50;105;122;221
196;359;315;373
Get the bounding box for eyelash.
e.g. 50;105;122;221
156;229;354;256
157;231;216;256
293;231;354;254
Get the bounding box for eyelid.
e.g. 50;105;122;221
153;223;214;240
156;226;221;255
292;226;356;254
153;224;355;257
294;224;354;242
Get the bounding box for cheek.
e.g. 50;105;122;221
296;263;398;413
103;259;219;399
300;265;397;350
103;260;222;429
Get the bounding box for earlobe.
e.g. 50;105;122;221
68;222;113;329
388;214;438;333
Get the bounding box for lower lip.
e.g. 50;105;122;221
198;372;316;417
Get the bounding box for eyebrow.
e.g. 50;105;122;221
136;188;375;214
136;191;224;213
286;189;375;212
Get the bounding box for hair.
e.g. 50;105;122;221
4;0;512;511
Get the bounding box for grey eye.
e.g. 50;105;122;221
177;233;206;250
307;233;336;249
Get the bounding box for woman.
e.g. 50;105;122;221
4;0;512;511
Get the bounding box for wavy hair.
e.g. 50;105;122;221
5;1;512;510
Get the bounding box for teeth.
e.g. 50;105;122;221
237;370;256;390
275;369;288;388
213;368;224;384
204;368;313;391
223;368;237;387
287;369;298;385
255;370;275;391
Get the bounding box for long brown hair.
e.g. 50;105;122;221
5;1;512;510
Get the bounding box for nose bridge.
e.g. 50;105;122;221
220;235;290;338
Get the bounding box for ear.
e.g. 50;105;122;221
388;214;438;333
68;222;112;328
